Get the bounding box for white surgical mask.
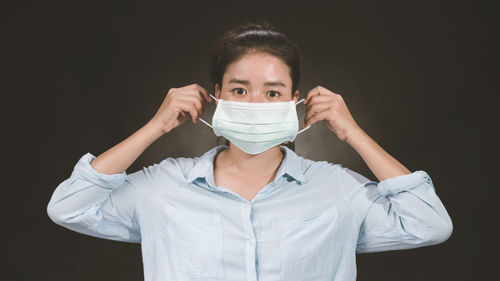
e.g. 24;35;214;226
199;94;311;154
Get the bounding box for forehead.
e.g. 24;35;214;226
223;52;291;85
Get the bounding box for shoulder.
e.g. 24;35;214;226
296;154;371;186
293;152;343;181
122;155;194;184
305;159;340;175
150;155;198;181
147;146;218;181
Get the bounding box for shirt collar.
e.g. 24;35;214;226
186;145;307;186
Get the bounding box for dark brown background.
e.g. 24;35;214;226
3;0;496;280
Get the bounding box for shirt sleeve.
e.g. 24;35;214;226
337;166;453;253
46;152;155;243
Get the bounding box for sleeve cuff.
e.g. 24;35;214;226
377;170;432;196
70;152;127;189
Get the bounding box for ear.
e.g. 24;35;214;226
293;90;299;103
215;84;221;99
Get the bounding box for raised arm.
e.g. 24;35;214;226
301;85;452;252
46;83;212;241
47;152;155;242
46;120;164;242
337;167;453;253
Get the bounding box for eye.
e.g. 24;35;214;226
231;88;246;95
267;91;281;98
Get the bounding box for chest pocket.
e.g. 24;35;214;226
280;206;343;281
164;205;224;278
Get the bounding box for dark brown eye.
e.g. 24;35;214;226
267;91;281;98
232;88;246;95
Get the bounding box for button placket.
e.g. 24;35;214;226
241;202;258;281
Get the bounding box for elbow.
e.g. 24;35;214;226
438;219;454;243
422;218;453;245
47;201;62;225
47;198;69;226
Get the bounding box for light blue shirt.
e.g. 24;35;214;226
47;145;453;281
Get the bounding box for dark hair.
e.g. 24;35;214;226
208;19;303;152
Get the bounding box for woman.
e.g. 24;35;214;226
47;20;453;281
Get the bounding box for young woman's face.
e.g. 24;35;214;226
215;52;299;103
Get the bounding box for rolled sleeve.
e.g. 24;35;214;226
338;166;453;253
377;170;431;196
70;152;127;189
47;152;153;243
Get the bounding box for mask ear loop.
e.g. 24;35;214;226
295;98;311;134
198;94;219;129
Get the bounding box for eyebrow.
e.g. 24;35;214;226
228;78;286;87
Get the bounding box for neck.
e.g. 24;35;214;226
216;143;284;178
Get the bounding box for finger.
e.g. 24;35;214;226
304;86;337;104
188;97;203;123
193;99;203;122
304;109;330;128
192;84;212;102
189;95;204;121
177;111;188;123
306;94;334;106
182;94;203;110
177;99;200;123
188;104;200;123
304;86;323;105
305;102;331;121
180;95;203;117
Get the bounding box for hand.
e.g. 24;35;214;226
303;86;361;142
149;83;212;135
